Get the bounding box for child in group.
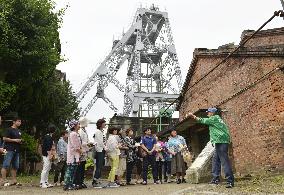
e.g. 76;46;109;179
105;126;121;188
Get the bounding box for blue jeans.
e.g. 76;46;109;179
2;151;20;170
93;151;104;180
212;143;234;184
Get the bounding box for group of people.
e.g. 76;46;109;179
39;117;92;190
104;125;189;188
0;106;235;190
54;118;191;191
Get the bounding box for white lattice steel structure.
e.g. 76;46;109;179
77;5;182;117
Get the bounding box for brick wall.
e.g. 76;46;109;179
241;28;284;47
179;28;284;175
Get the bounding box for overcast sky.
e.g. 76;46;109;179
55;0;283;127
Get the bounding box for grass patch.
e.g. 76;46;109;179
184;172;284;194
237;173;284;194
17;174;40;185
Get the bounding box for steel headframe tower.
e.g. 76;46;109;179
77;5;182;117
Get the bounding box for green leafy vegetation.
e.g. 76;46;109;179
0;0;78;174
21;133;41;163
85;157;94;171
0;81;16;111
0;0;79;136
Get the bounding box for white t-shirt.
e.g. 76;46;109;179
93;129;105;152
79;128;89;161
106;134;120;157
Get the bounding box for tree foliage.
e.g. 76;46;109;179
0;81;16;111
21;132;41;163
0;0;63;85
9;71;80;135
0;0;79;136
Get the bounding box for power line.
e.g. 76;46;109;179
150;10;284;125
281;0;284;11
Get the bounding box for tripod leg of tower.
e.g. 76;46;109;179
77;6;183;117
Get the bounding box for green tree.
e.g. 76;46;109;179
15;72;80;135
0;81;16;111
0;0;63;85
0;0;79;136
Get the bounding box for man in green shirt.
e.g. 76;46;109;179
187;108;234;188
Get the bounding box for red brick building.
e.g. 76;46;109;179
177;27;284;175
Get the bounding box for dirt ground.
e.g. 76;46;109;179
0;182;189;195
0;173;283;195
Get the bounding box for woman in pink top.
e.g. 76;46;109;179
63;120;82;191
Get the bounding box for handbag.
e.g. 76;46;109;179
138;146;147;158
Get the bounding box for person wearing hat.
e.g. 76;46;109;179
74;117;91;189
63;120;82;191
187;107;234;188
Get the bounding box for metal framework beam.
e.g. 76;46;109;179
77;5;183;117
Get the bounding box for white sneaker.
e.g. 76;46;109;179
47;183;54;187
3;182;10;187
108;182;120;188
154;180;161;184
41;183;49;188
